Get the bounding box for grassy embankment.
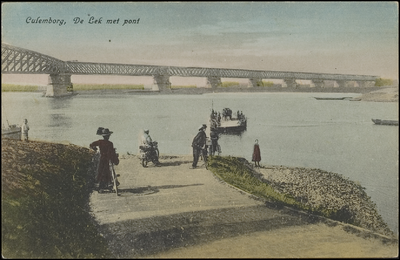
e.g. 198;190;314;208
1;84;40;92
2;139;111;258
207;156;389;232
208;156;302;207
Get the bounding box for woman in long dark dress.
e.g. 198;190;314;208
90;128;119;190
252;139;261;167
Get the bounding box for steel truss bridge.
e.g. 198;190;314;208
2;43;379;97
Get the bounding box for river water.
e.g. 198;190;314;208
2;91;398;234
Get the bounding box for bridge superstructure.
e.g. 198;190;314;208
2;43;379;97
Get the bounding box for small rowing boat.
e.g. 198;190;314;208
314;97;346;100
371;119;398;126
2;124;21;139
2;104;22;140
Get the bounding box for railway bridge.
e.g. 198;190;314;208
2;43;379;97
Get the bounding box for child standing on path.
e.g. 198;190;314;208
252;139;261;167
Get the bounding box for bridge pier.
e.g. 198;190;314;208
311;79;325;88
207;76;222;89
45;74;74;97
248;78;263;87
282;78;298;88
153;75;171;91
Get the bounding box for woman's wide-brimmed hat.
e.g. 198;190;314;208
101;128;113;136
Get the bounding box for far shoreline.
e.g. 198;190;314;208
2;82;398;102
64;86;400;102
74;85;388;95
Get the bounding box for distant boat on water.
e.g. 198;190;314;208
371;119;398;126
2;104;22;140
2;124;21;139
314;97;346;100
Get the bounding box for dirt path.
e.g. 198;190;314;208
89;155;398;258
147;224;397;258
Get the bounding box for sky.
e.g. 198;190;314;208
1;2;398;85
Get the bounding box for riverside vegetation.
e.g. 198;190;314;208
2;139;396;258
2;139;111;258
207;156;395;238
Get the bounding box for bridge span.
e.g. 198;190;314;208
2;43;379;97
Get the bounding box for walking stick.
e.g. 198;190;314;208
110;161;119;196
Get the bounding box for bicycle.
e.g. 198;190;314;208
209;143;221;156
200;147;209;170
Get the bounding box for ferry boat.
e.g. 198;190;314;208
209;108;247;133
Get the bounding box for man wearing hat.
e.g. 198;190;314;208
141;129;152;148
90;128;120;191
191;124;208;169
141;129;160;166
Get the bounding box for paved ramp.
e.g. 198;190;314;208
89;155;315;257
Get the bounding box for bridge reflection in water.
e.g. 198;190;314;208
1;43;378;97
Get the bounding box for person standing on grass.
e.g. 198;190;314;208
90;128;119;191
252;139;261;167
21;119;29;141
191;124;207;169
209;130;219;156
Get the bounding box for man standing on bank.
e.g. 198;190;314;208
21;118;29;141
209;130;219;156
90;128;120;191
191;124;207;169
